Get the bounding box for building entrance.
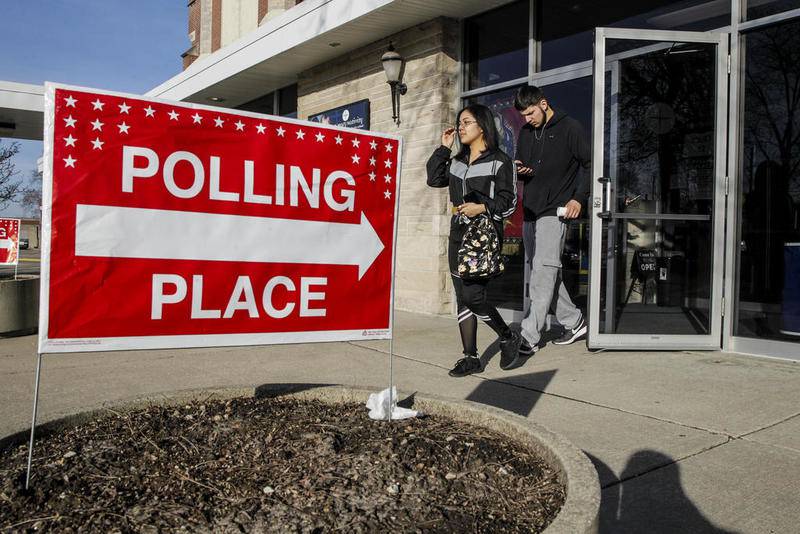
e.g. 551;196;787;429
588;28;729;350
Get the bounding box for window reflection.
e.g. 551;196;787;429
536;0;730;72
464;0;528;90
746;0;800;20
737;21;800;341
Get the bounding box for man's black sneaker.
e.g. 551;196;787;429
553;316;588;345
449;357;482;377
499;331;524;370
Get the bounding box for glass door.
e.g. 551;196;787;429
589;28;728;350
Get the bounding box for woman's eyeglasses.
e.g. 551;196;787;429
455;120;477;130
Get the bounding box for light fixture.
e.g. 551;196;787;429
381;43;407;125
207;96;225;102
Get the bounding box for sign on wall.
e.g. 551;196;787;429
39;83;401;353
0;218;20;265
309;100;370;130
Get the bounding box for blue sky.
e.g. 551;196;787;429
0;0;189;217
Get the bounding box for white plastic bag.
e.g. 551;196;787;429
366;386;419;421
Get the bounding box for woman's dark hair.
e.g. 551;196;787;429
455;103;501;160
514;85;546;111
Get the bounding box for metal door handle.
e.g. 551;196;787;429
598;177;612;214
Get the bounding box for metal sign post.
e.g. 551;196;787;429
25;352;43;490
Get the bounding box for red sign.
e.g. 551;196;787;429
0;218;20;265
39;84;401;353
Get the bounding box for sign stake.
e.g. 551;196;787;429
25;352;43;490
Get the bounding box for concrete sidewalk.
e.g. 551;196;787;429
1;310;798;533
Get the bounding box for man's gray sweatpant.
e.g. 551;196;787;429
520;216;582;346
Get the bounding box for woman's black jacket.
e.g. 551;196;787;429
425;145;518;237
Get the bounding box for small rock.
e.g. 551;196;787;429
262;486;275;495
445;435;455;442
386;483;400;495
498;467;509;476
445;472;457;480
63;451;77;459
212;415;222;422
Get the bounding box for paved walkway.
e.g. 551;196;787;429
1;310;798;533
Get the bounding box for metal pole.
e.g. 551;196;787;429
25;352;43;490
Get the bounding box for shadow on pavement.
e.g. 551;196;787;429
464;370;556;417
587;451;741;534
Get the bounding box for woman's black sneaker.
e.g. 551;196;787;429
449;357;482;377
499;331;523;370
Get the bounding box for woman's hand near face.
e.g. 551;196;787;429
442;127;456;148
458;202;486;218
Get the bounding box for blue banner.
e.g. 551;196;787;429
309;99;370;130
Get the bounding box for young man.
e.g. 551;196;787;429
512;85;589;361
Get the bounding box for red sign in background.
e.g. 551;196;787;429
0;218;20;265
41;85;401;352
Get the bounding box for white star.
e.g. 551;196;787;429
192;113;202;124
91;99;104;110
384;159;393;168
256;123;266;134
385;143;393;152
369;172;376;182
168;110;179;120
91;138;104;150
369;140;378;150
91;119;104;131
296;129;305;140
118;121;130;134
118;102;131;114
351;154;360;164
214;117;224;128
384;190;392;199
64;115;76;128
334;135;343;145
63;135;77;147
276;126;286;137
369;157;376;166
234;120;245;131
351;138;360;148
315;132;325;142
144;106;156;118
64;95;77;107
63;155;76;168
384;174;392;183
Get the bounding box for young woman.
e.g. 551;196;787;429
426;104;532;376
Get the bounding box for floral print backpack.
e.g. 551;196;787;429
457;214;504;280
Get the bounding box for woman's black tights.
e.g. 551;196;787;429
452;275;510;356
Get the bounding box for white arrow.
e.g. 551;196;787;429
0;238;14;250
75;204;385;279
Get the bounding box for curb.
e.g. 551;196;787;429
2;383;600;534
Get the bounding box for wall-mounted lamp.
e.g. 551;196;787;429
381;43;407;125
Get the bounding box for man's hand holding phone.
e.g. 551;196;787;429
514;160;534;176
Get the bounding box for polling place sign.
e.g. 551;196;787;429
0;218;20;265
39;83;401;353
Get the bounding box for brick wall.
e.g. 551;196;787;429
258;0;268;24
298;18;460;315
183;0;201;69
212;0;222;52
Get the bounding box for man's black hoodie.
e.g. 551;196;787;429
515;108;590;220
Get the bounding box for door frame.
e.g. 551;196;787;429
588;27;729;350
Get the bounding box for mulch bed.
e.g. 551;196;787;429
1;396;565;533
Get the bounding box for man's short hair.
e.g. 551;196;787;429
514;86;546;111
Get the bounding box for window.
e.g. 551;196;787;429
746;0;800;20
536;0;730;72
236;83;297;117
736;20;800;342
464;0;529;90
